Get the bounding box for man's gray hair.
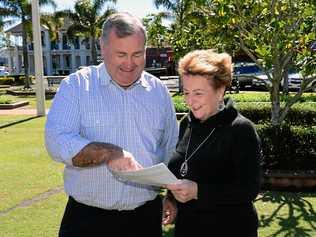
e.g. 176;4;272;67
101;12;147;45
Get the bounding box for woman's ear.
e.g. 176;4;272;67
218;86;226;98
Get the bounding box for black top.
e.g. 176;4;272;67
168;98;261;236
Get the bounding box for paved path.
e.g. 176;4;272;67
0;106;48;115
0;78;179;116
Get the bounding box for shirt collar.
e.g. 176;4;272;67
98;62;150;89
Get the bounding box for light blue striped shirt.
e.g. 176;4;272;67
45;63;178;210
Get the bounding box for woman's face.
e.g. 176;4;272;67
182;74;225;122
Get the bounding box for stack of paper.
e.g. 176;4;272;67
112;163;178;187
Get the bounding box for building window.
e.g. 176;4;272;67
41;31;46;47
52;54;61;75
75;56;81;68
64;54;71;68
74;37;80;50
51;40;59;50
86;56;90;65
62;34;71;50
28;43;34;50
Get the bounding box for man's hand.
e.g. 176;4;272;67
72;142;142;171
166;179;198;203
72;142;113;167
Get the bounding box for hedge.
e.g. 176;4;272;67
256;124;316;171
235;102;316;125
172;94;316;171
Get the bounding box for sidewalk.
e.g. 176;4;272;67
0;106;48;116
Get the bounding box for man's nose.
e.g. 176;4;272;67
124;56;135;67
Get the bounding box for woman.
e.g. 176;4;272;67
162;49;261;237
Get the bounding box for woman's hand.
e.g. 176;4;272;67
107;150;143;171
162;193;177;225
166;179;198;203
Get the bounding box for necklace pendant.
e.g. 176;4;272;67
180;161;188;177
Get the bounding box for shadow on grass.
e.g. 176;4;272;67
0;115;42;129
257;191;316;237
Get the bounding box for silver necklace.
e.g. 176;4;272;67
180;127;216;177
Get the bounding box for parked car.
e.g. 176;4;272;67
0;66;9;76
253;71;316;92
226;77;240;93
233;62;263;89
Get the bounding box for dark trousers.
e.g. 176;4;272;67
59;196;162;237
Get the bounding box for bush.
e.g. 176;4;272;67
0;95;13;104
172;95;316;126
15;76;35;85
228;92;316;103
172;94;316;172
172;94;188;113
236;102;316;125
256;124;316;171
0;76;15;85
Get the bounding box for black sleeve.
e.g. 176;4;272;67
196;119;261;208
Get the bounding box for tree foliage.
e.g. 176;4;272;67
160;0;315;126
56;0;116;65
0;0;56;88
143;12;170;48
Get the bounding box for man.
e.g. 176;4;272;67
45;12;178;237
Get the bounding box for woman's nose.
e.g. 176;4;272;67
185;96;193;107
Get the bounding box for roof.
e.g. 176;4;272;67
5;22;49;35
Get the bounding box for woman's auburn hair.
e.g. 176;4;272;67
178;49;233;88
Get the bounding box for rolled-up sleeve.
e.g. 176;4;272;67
45;76;90;166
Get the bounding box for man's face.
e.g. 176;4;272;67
100;29;146;87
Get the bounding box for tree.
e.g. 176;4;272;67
0;0;56;88
143;12;170;48
154;0;198;91
189;0;316;126
56;0;116;65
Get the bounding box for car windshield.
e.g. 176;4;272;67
234;64;261;74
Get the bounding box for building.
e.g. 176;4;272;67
5;21;95;76
4;21;175;76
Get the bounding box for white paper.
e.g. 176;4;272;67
112;163;178;187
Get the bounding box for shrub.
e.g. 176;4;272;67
0;95;13;104
228;92;316;102
256;124;316;171
236;102;316;125
172;95;316;126
16;76;35;85
0;77;15;85
172;95;188;113
172;94;316;172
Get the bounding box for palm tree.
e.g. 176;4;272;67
41;12;64;43
154;0;196;92
57;0;117;65
0;0;56;88
143;12;170;48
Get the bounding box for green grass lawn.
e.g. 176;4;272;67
0;115;315;237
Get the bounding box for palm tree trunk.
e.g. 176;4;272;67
21;11;31;88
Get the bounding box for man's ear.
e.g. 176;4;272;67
99;38;104;51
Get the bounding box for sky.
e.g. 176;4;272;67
46;0;163;19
